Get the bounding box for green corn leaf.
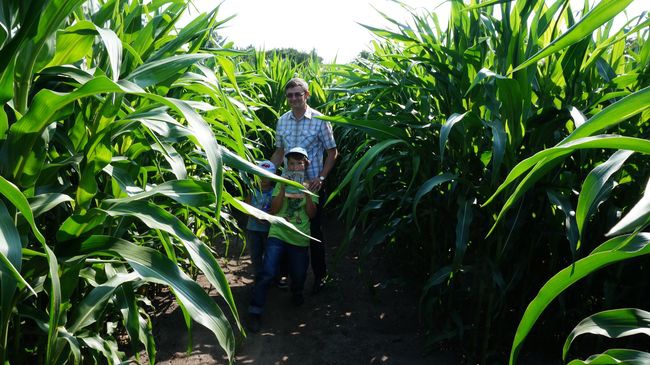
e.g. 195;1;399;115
226;193;317;242
0;176;46;244
412;172;457;222
318;115;409;141
0;2;43;75
57;326;81;365
561;86;650;144
79;334;123;365
3;77;140;186
440;112;469;164
576;150;634;240
487;136;650;207
149;139;187;179
126;54;212;88
418;265;453;310
69;272;140;332
103;179;214;206
464;0;513;11
563;308;650;361
567;349;650;365
465;68;508;96
568;106;587;128
486;136;650;236
116;285;156;365
45;21;95;68
163;97;224;219
121;107;193;140
95;25;123;81
220;147;307;193
483;83;650;206
74;235;235;361
101;201;241;330
28;193;74;218
513;0;634;73
216;55;239;91
0;177;60;363
546;189;579;257
509;233;650;365
607;178;650;237
360;24;419;43
56;209;107;242
12;0;87;113
44;243;61;365
486;119;507;183
327;139;406;204
147;9;211;61
454;196;474;268
0;200;36;320
3;76;224;217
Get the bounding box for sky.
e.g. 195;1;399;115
186;0;647;64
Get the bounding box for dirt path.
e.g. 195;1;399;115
139;212;454;364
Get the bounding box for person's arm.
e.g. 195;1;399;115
270;147;284;169
319;147;338;180
308;147;338;192
304;193;317;219
269;184;285;214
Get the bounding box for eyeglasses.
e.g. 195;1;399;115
286;92;305;99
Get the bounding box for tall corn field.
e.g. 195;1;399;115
0;0;648;364
323;0;649;362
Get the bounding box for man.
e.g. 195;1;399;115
270;77;338;294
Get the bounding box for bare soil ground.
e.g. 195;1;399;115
137;211;458;364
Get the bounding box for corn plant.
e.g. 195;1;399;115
0;0;289;363
324;0;648;361
484;89;650;363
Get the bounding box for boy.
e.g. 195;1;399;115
247;147;317;333
245;160;276;280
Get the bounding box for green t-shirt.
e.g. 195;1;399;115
268;185;318;247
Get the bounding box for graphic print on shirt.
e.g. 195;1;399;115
285;197;303;225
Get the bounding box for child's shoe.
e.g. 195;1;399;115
276;276;289;290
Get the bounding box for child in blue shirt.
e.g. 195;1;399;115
245;160;276;280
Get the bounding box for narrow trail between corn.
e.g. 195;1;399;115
141;210;448;364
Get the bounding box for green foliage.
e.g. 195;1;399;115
323;0;649;361
0;0;279;363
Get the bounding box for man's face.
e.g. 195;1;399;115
287;157;306;171
285;86;308;109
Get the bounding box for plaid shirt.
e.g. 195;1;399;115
275;107;336;180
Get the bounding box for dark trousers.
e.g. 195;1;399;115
246;229;267;280
246;229;287;282
248;237;309;314
310;190;326;281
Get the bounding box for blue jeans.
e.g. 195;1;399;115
249;237;309;315
246;229;268;279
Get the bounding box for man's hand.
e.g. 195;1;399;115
307;179;323;192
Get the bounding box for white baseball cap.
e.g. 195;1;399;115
285;147;309;160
